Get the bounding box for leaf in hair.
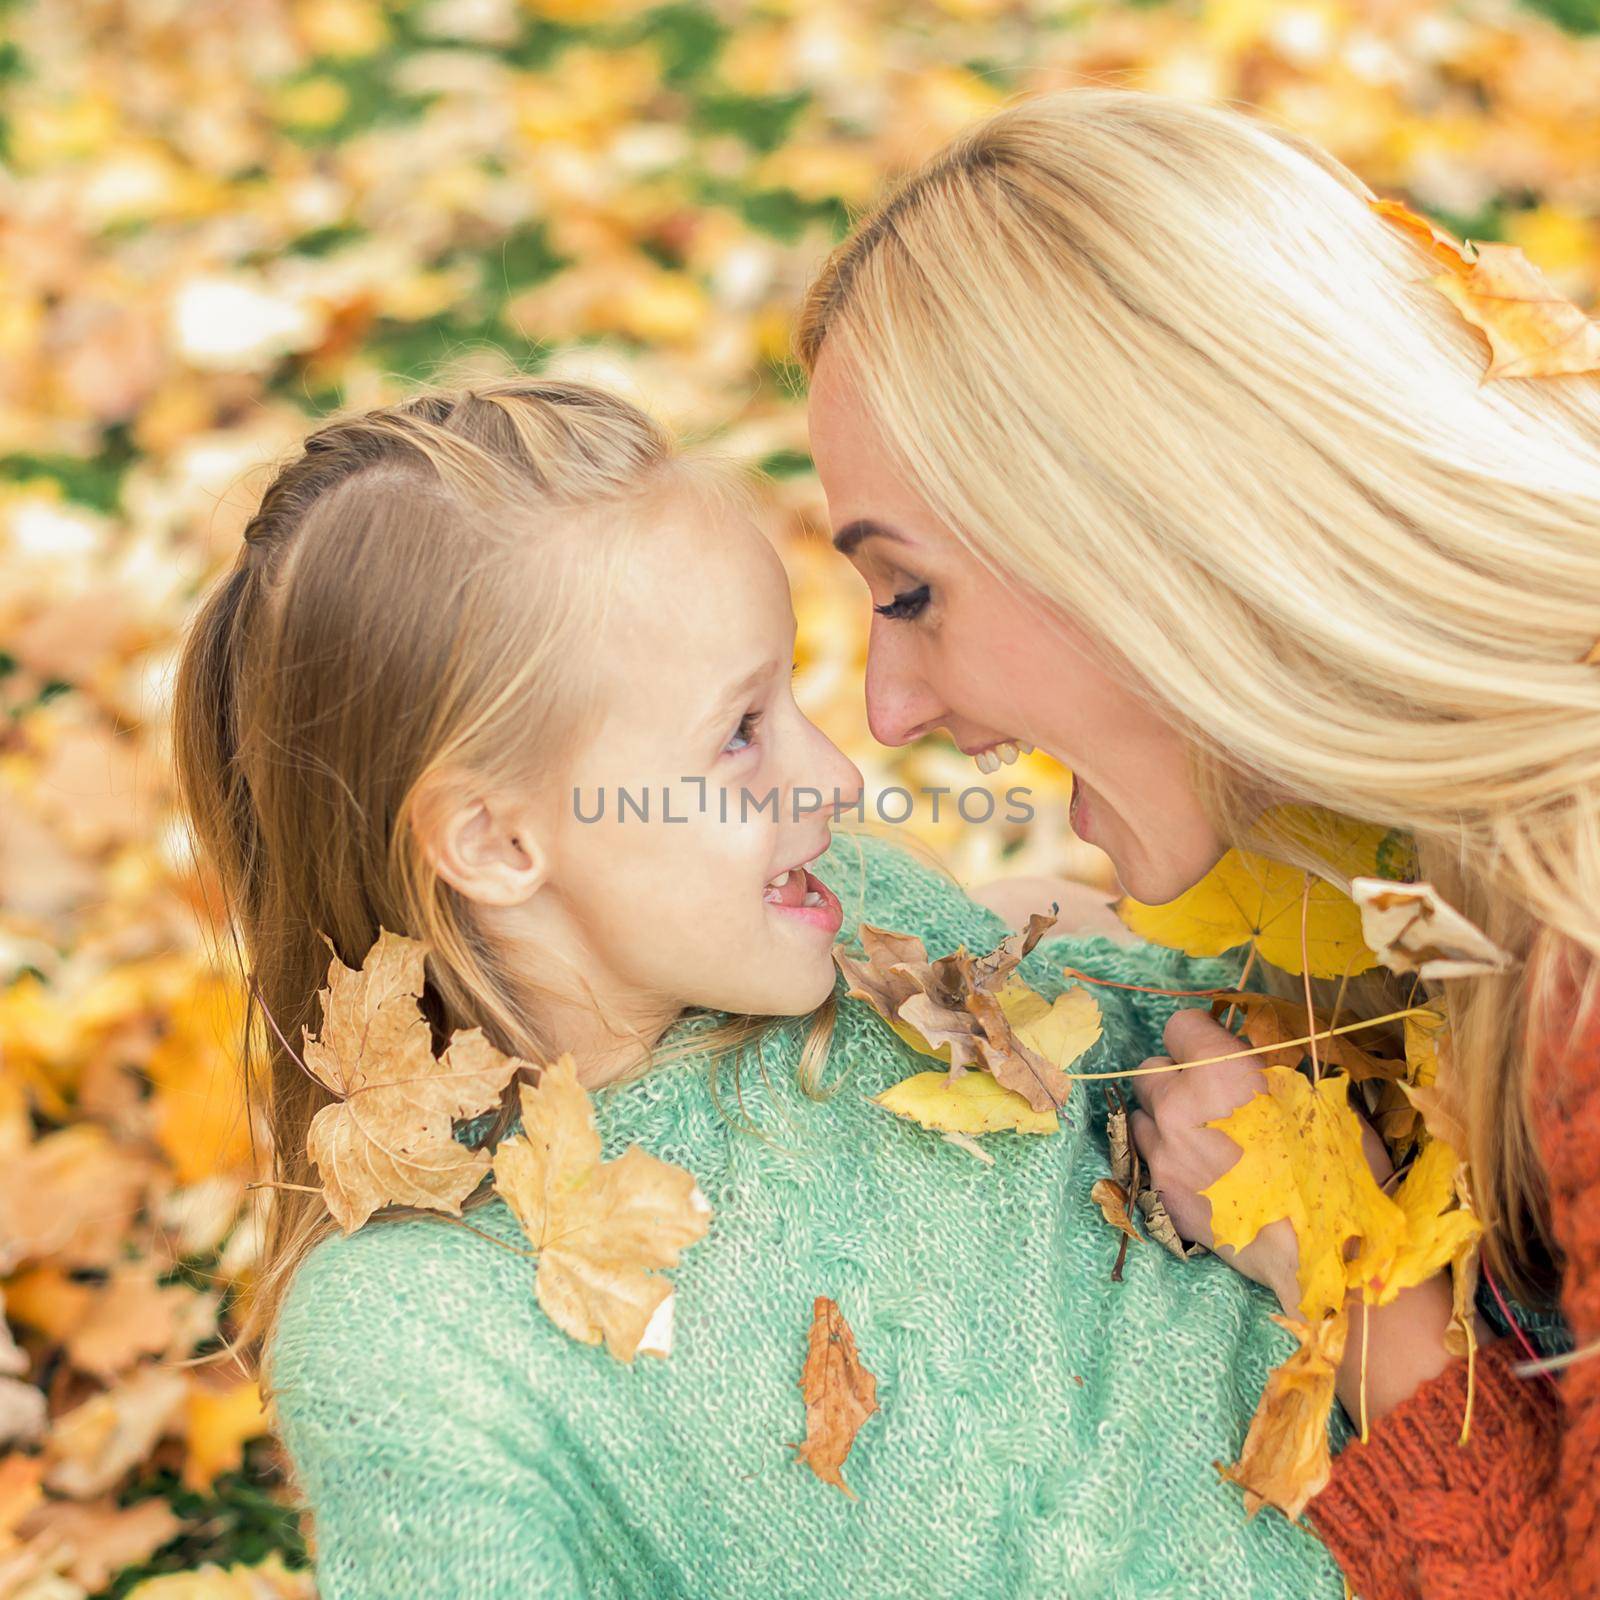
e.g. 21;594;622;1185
1430;243;1600;380
492;1054;711;1363
1370;194;1600;379
301;930;525;1232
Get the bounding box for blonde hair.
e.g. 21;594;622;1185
174;372;830;1356
798;88;1600;1294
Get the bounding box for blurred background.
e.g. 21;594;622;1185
1;0;1597;1593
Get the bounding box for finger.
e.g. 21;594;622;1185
1128;1107;1161;1165
1163;1006;1263;1067
1128;1056;1176;1114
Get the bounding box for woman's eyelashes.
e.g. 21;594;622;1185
722;709;763;756
873;583;931;622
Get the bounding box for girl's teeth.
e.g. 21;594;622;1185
802;890;822;907
996;741;1019;764
1017;741;1033;755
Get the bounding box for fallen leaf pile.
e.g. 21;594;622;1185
7;0;1600;1585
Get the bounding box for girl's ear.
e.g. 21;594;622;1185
412;775;549;908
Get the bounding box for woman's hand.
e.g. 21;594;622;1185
1127;1008;1325;1305
1131;1007;1467;1426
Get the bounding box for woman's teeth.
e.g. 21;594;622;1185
972;741;1032;775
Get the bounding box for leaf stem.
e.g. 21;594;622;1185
1061;1007;1432;1081
1301;876;1321;1085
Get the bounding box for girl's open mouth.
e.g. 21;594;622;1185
761;864;843;935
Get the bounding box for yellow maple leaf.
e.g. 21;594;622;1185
1202;1067;1405;1317
493;1054;712;1363
1383;1138;1482;1303
301;931;526;1232
871;1069;1058;1136
1119;809;1388;979
1220;1310;1348;1522
183;1377;267;1492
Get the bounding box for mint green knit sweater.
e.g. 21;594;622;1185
270;835;1343;1599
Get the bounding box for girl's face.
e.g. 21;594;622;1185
807;349;1223;906
538;489;863;1028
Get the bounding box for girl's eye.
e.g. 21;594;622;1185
723;710;762;755
873;584;931;622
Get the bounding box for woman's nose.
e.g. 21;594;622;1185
864;631;944;748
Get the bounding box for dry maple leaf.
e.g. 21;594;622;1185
1089;1178;1141;1245
1105;1099;1202;1261
1349;879;1515;981
1369;196;1479;274
791;1296;879;1498
1207;991;1404;1083
1219;1310;1348;1521
493;1054;711;1363
835;916;1100;1112
301;930;526;1232
1370;195;1600;380
16;1496;184;1592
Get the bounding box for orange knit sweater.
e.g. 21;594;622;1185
1308;976;1600;1596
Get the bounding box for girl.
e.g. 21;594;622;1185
174;376;1344;1598
799;88;1600;1595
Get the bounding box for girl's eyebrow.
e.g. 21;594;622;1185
832;518;907;556
694;659;779;741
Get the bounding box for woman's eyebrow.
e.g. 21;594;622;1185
832;518;907;556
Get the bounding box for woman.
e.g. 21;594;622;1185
800;87;1600;1595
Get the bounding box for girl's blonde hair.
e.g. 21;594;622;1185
797;88;1600;1294
174;372;827;1355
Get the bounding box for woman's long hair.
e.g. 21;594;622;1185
797;87;1600;1294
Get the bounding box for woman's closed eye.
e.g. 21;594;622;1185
873;584;930;622
722;709;763;756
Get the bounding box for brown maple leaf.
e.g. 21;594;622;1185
791;1296;879;1498
835;913;1087;1112
301;930;526;1232
1207;991;1404;1083
493;1054;711;1363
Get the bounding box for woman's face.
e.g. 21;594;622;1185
808;347;1223;905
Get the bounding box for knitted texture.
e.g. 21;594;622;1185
270;834;1344;1600
1309;958;1600;1597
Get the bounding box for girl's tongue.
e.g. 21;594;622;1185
763;866;810;908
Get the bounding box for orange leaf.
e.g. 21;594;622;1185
791;1296;879;1499
1429;243;1600;380
1089;1178;1141;1245
1369;197;1478;275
